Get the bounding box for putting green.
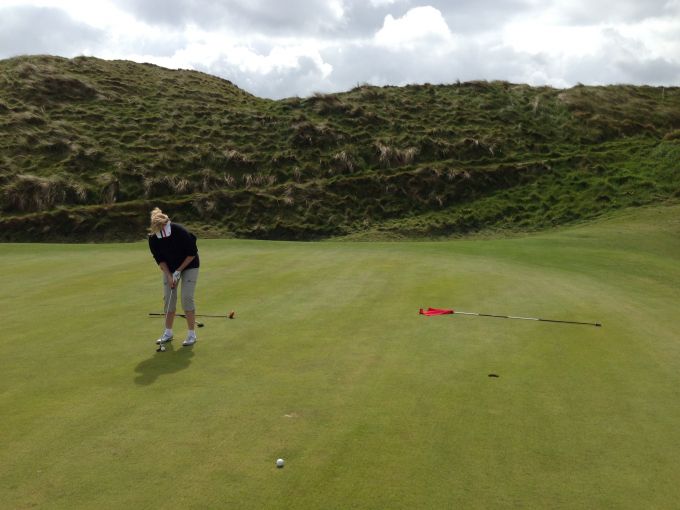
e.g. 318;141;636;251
2;204;679;509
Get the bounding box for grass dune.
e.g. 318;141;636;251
1;55;679;240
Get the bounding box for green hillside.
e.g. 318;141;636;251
1;55;679;241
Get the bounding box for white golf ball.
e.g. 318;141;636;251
276;458;284;468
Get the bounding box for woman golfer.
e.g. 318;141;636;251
148;207;200;347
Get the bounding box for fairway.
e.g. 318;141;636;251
2;204;680;509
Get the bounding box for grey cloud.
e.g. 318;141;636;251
616;58;680;84
335;0;543;39
117;0;216;27
557;29;680;85
555;0;675;25
423;0;537;34
225;0;347;33
116;0;533;38
328;1;415;37
429;0;678;35
117;0;450;39
119;0;350;34
0;6;103;59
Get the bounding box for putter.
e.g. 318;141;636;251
157;286;175;352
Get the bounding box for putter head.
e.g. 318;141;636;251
228;310;235;319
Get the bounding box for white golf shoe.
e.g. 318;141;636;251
182;335;197;346
156;332;173;344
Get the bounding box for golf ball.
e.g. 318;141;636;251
276;458;284;468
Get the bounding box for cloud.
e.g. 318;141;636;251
547;0;675;25
118;0;347;34
502;21;608;58
0;0;678;98
419;0;537;34
203;54;334;98
369;0;399;6
375;6;455;51
116;27;334;98
0;5;103;58
497;8;680;86
616;57;680;84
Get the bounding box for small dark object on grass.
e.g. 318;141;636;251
488;374;499;378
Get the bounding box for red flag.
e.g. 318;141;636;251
419;307;454;316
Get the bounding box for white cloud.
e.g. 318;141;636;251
141;45;329;78
328;0;345;19
374;6;454;51
496;0;680;87
503;21;609;58
616;16;680;59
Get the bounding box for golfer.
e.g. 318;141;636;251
148;207;200;346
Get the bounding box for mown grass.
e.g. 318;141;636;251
1;56;679;240
1;204;679;508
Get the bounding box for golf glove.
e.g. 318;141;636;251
172;270;181;284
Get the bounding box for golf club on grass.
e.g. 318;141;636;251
149;311;235;320
148;315;204;327
420;307;602;327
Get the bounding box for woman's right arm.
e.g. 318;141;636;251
158;262;175;287
150;238;174;287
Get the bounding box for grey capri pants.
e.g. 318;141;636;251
163;268;199;312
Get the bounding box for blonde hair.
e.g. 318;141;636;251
149;207;170;234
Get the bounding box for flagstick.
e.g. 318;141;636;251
453;310;601;327
421;308;601;327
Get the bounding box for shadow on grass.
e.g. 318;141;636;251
134;342;195;385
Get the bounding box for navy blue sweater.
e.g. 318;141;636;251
148;223;200;273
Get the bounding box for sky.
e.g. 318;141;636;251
1;0;679;99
